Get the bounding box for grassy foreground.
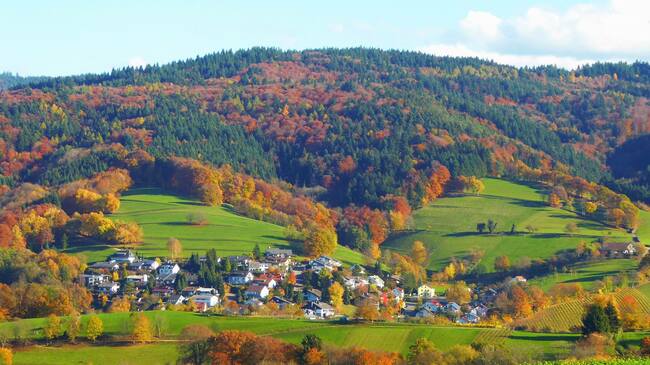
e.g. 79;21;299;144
384;179;634;271
63;187;365;266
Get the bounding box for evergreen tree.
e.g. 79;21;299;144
604;302;621;333
582;304;610;335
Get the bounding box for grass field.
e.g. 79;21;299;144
2;311;586;364
528;259;639;292
383;179;633;271
63;187;365;266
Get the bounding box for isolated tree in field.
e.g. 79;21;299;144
167;237;182;260
582;304;610;335
407;338;445;365
66;311;81;343
584;201;598;215
186;212;208;225
476;222;486;234
565;222;579;236
86;315;103;342
487;219;497;234
355;302;379;321
494;255;511;272
328;282;344;310
152;312;169;338
525;224;537;234
466;176;485;195
252;243;261;260
445;344;479;365
548;193;562;208
411;240;428;266
44;314;62;342
131;312;153;343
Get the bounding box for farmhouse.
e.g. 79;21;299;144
191;294;220;311
109;250;136;263
245;284;270;299
600;242;637;257
417;284;436;298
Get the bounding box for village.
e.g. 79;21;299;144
80;245;521;325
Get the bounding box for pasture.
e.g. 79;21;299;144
383;179;633;271
63;187;365;266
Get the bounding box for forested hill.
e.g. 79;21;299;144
0;72;49;90
2;48;650;206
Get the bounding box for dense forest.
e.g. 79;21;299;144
1;48;649;229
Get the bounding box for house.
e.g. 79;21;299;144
245;284;270;299
152;287;174;297
458;313;480;324
229;256;251;269
415;307;437;318
167;294;185;305
254;277;277;289
265;248;293;259
126;274;148;285
191;294;220;311
343;276;368;290
310;256;342;272
445;302;461;313
226;271;254;285
195;287;218;296
81;274;109;287
157;273;177;286
421;300;443;313
510;275;527;284
368;275;384;288
600;242;637;257
303;302;335;318
417;284;436;298
109;250;136;264
158;262;180;276
392;288;405;301
470;304;488;318
142;259;160;271
181;287;199;297
350;264;366;275
304;288;322;303
248;261;270;273
270;296;294;310
97;281;120;295
88;262;120;272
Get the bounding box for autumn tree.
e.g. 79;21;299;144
494;255;511;272
167;237;182;260
407;338;445;365
328;282;344;311
410;241;428;266
44;314;62;343
178;324;215;365
548;193;561;208
66;311;81;343
565;222;579;236
131;312;153;343
355;302;380;322
446;281;471;304
86;315;103;342
303;226;337;257
0;348;12;365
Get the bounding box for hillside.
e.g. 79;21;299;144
1;49;649;211
383;178;633;271
64;187;365;265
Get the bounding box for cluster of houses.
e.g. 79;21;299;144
81;247;509;323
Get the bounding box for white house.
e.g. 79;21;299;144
368;275;385;288
248;261;270;273
126;274;148;284
304;302;335;318
191;294;220;311
417;284;435;298
158;263;180;276
310;256;342;272
195;287;218;296
109;250;136;264
226;271;254;285
97;281;120;294
245;284;270;299
343;276;369;290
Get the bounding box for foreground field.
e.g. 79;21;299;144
384;179;633;271
63;187;365;266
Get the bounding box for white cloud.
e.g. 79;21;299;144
128;56;147;68
329;23;345;33
420;43;594;69
421;0;650;69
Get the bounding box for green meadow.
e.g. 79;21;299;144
527;258;639;291
63;187;365;266
384;179;634;271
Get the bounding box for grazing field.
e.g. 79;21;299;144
63;187;365;266
13;343;178;365
383;179;632;271
528;259;639;292
519;288;650;333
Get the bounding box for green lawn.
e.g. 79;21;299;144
63;187;365;266
528;259;639;292
14;343;178;365
384;179;633;271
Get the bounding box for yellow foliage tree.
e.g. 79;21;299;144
86;315;103;342
131;312;153;343
0;347;12;365
328;282;344;311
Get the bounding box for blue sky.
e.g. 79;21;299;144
2;0;648;76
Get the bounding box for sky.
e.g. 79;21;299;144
2;0;649;76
